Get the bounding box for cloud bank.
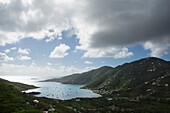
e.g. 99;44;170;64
0;0;169;58
0;63;95;78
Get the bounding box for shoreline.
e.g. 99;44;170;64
23;81;102;101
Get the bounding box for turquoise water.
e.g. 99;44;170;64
24;82;101;100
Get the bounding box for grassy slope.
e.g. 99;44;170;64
44;57;170;94
0;78;37;91
0;82;41;113
0;79;75;113
44;66;113;84
126;75;170;98
62;97;170;113
85;57;170;91
43;57;170;98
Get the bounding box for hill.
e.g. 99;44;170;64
0;78;37;91
86;57;170;90
44;66;113;84
0;78;75;113
84;57;170;98
45;57;170;98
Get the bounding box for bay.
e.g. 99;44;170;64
24;81;101;100
0;76;101;100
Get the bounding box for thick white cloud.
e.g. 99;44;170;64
0;0;169;58
74;0;170;58
18;55;31;60
18;48;30;54
0;63;95;78
49;44;70;58
82;47;133;59
84;61;93;64
0;0;78;46
113;48;134;59
143;41;170;57
0;31;25;46
0;52;14;62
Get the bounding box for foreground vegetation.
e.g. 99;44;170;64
0;80;75;113
61;96;170;113
0;77;170;113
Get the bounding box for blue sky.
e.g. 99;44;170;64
0;0;170;79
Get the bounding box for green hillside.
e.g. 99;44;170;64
44;66;113;84
45;57;170;98
0;78;75;113
0;78;38;91
126;74;170;98
86;57;170;90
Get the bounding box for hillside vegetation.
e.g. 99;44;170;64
0;78;75;113
86;57;170;89
44;66;113;84
45;57;170;98
0;78;38;91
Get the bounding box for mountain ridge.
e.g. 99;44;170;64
85;57;170;90
43;66;113;84
0;78;38;91
44;57;170;97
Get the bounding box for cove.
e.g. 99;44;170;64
24;81;101;100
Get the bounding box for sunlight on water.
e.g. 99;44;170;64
25;82;101;100
0;76;101;100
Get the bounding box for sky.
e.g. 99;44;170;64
0;0;170;79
